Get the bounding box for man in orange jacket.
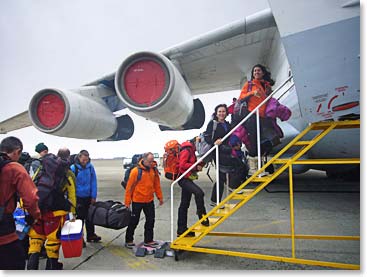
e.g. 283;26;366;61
124;152;163;249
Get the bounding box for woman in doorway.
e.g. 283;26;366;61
238;64;275;175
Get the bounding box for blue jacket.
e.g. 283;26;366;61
70;162;97;199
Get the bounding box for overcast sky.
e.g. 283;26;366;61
0;0;270;158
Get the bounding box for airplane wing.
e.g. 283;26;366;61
86;8;277;95
161;8;277;95
1;8;280;140
0;111;32;134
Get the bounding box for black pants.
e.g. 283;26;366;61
244;114;269;157
0;239;26;270
177;178;206;234
76;197;95;237
125;201;155;243
228;163;248;190
210;152;236;203
210;171;226;203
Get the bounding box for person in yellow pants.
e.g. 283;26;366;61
27;148;76;270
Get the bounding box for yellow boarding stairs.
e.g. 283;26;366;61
171;120;360;269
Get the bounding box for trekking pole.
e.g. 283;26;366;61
206;163;214;183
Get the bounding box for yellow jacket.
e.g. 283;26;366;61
53;170;76;217
32;168;77;217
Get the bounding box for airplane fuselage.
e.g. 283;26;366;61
263;0;359;175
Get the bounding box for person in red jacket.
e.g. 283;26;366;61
124;152;163;249
177;140;209;237
238;64;275;175
0;136;41;270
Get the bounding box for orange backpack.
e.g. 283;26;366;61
163;140;181;180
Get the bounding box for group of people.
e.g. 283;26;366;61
175;63;291;237
0;138;101;270
0;63;290;269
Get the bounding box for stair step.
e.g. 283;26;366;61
230;189;255;200
311;121;360;130
231;194;249;200
294;140;312;146
273;159;289;164
212;204;236;216
252;176;272;182
173;236;197;246
192;217;220;232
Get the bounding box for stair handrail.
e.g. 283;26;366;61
170;75;294;242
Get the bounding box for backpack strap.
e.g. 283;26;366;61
74;164;79;177
247;80;252;92
0;157;11;171
129;165;158;200
204;120;218;145
211;120;218;142
137;167;143;182
129;167;143;199
239;81;254;103
0;158;16;212
31;165;41;182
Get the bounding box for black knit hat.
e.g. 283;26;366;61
35;142;48;153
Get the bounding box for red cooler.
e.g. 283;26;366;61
61;219;83;258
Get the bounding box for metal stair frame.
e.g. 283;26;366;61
169;74;360;269
171;120;360;269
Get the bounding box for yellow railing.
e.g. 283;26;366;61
170;120;360;270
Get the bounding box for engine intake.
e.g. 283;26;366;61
29;87;133;140
115;51;204;130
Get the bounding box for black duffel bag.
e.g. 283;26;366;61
87;200;131;230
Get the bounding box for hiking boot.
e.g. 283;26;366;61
125;242;135;249
210;201;225;209
144;241;160;248
177;231;196;237
27;253;40;270
87;234;101;242
45;258;63;270
199;214;210;226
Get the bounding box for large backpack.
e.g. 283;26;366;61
120;154;143;189
232;81;253;125
163;140;181;180
23;156;41;177
131;154;143;165
18;152;31;167
196;120;218;163
33;153;70;212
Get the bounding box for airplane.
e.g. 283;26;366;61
0;0;360;179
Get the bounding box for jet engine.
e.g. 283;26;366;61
28;87;134;140
115;51;205;130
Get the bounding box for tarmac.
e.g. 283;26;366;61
53;159;359;271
